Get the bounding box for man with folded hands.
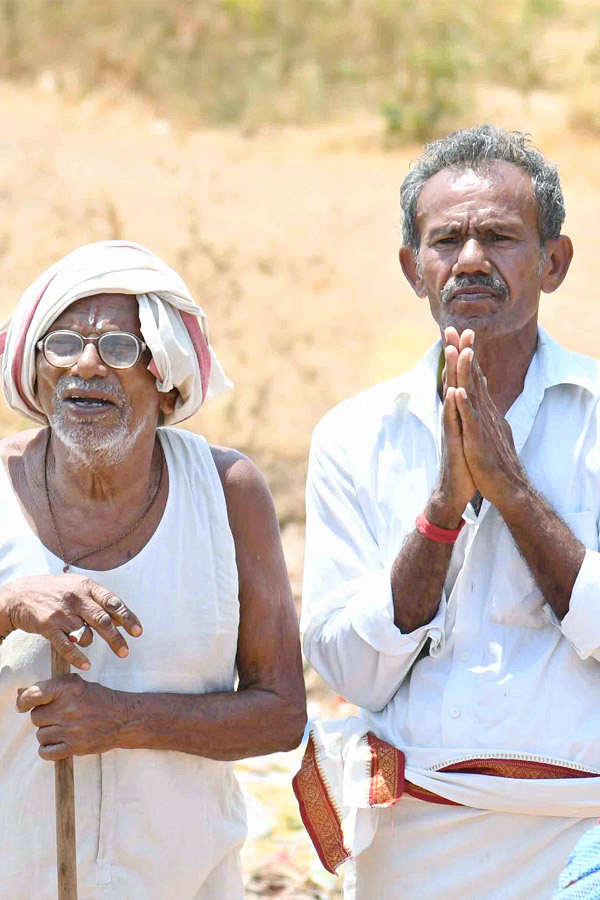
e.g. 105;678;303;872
0;240;306;900
296;125;600;899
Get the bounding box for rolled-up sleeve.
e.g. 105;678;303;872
551;549;600;662
301;421;446;712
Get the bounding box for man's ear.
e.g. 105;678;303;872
159;388;178;419
399;246;427;298
540;235;573;294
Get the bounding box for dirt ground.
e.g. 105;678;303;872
1;79;599;897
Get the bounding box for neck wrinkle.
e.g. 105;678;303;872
47;426;160;506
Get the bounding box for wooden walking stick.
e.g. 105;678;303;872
51;646;78;900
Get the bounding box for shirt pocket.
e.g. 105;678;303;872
488;511;598;629
487;520;545;628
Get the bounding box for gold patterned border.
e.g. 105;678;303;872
440;757;599;780
292;733;351;874
293;734;597;874
367;732;405;807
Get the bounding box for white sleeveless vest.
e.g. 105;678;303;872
0;428;247;900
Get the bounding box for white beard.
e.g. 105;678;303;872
49;375;147;469
50;413;146;468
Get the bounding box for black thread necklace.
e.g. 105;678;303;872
44;431;164;572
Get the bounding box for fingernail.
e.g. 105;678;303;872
118;647;129;658
132;625;142;636
81;661;90;670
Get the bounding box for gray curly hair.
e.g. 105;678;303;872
400;125;565;252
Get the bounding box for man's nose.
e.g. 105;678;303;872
69;342;109;379
452;237;492;276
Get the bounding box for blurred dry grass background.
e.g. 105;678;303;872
0;0;598;513
1;2;600;896
0;0;599;516
1;0;599;137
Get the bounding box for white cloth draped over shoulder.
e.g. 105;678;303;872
0;240;232;425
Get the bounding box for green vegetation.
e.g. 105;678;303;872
566;6;600;136
0;0;595;140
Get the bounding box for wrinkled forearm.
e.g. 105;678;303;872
496;484;585;620
115;686;307;760
391;493;460;632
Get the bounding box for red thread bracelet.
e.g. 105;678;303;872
416;511;465;544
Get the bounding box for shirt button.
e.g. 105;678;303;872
460;651;469;662
450;706;461;718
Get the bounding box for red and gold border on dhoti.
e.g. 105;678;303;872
438;757;597;779
294;731;600;874
366;732;461;806
367;732;405;806
292;732;352;875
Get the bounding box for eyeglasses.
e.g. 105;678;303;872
37;330;147;370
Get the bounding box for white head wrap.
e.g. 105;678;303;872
0;240;231;425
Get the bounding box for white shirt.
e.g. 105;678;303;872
302;328;600;772
0;428;246;900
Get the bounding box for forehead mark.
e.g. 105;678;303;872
51;294;141;335
85;301;107;330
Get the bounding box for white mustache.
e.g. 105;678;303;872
54;376;126;406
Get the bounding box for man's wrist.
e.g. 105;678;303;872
115;690;151;751
494;488;535;523
487;474;534;521
426;493;466;530
416;512;464;544
112;689;139;750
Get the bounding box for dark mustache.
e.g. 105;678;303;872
54;376;126;405
441;274;509;304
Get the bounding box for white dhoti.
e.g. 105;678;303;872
294;720;600;900
345;798;594;900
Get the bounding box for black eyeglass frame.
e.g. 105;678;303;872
37;330;148;370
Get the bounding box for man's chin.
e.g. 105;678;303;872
49;416;143;468
440;306;503;336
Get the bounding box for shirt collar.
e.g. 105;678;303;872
534;325;600;396
393;339;443;435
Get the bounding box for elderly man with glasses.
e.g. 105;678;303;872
0;240;306;900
